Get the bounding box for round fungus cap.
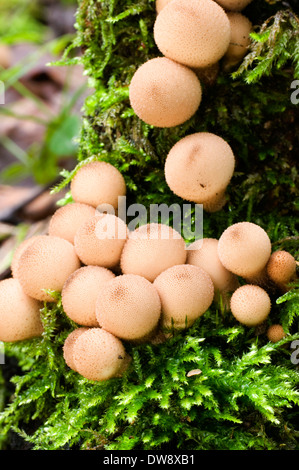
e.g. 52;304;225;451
17;235;81;302
0;278;43;342
63;327;89;372
62;265;115;326
153;0;231;68
187;238;238;293
72;328;130;381
11;235;44;279
70;161;126;211
49;202;95;244
96;274;161;342
230;284;271;327
74;214;128;268
153;264;214;329
218;222;272;279
266;324;287;343
266;250;297;286
129;57;202;128
224;12;252;65
120;223;187;282
215;0;253;12
164;132;235;206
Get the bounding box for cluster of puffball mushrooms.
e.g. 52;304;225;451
0;160;297;382
0;0;297;383
129;0;254;212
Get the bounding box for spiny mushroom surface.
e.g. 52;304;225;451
96;274;161;342
129;57;202;128
63;327;89;372
120;223;187;282
153;264;214;329
153;0;231;68
224;12;252;67
218;222;272;279
164;132;235;209
48;202;95;244
74;214;128;268
11;235;44;279
230;284;271;327
70;161;126;211
215;0;253;12
266;324;287;343
187;238;239;293
266;250;297;287
17;235;81;302
62;265;116;327
0;278;43;342
71;328;130;381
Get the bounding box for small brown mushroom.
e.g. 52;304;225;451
223;12;252;70
48;202;95;244
266;250;297;292
230;284;271;327
266;324;287;343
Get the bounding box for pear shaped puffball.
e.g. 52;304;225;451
96;274;162;342
164;132;235;206
120;223;187;282
70;161;126;211
0;278;43;342
230;284;271;327
153;264;214;329
17;235;81;302
129;57;202;128
62;266;116;326
74;214;128;268
215;0;253;12
154;0;231;68
71;328;130;381
49;202;95;244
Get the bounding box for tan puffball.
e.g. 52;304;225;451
164;132;235;209
70;161;126;211
153;0;231;68
17;235;81;302
62;266;116;326
72;328;130;381
120;223;187;282
129;57;202;128
48;202;95;244
266;250;297;286
224;12;252;65
187;238;239;293
0;278;43;342
153;264;214;329
11;235;45;279
218;222;272;279
63;327;89;372
215;0;253;12
74;214;128;268
266;324;287;343
96;274;162;342
230;284;271;327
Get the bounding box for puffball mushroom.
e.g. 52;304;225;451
164;132;235;211
71;328;130;381
120;223;187;282
48;202;95;244
96;274;162;342
153;0;231;68
0;278;43;342
215;0;253;12
266;324;287;343
129;57;202;128
218;222;272;280
187;238;239;295
74;214;128;268
224;12;252;68
70;161;126;211
230;284;271;327
63;327;89;372
11;235;44;279
266;250;297;290
153;264;214;329
62;266;115;326
17;235;81;302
